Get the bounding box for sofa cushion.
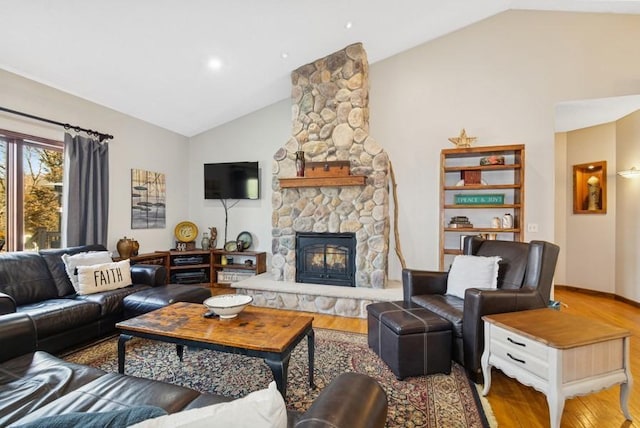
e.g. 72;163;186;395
76;284;152;317
410;294;464;338
0;351;106;427
13;373;203;424
18;299;102;337
0;252;57;305
40;245;109;297
130;381;287;428
77;260;132;295
446;255;501;299
14;406;167;428
61;251;113;292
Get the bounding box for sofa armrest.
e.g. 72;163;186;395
0;312;36;362
462;288;547;378
131;264;167;287
0;292;16;315
402;268;448;301
296;372;387;428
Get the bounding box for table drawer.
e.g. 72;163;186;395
491;325;548;360
491;339;549;379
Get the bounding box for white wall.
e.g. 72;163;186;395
5;10;640;288
186;10;640;282
0;69;189;254
188;100;291;256
563;124;617;293
616;111;640;300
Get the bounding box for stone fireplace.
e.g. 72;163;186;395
234;43;399;319
271;43;390;289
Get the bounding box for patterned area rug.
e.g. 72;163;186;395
64;329;494;428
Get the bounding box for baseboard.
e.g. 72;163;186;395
555;284;640;308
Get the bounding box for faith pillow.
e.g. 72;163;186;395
446;255;501;299
129;381;287;428
76;259;132;295
62;251;113;292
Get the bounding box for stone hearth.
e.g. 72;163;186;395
234;273;402;318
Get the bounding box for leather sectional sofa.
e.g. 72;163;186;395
0;312;389;427
0;245;216;353
0;244;198;354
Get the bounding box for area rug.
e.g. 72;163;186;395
64;329;495;428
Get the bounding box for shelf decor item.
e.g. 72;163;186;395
454;194;505;205
116;237;134;259
295;150;305;177
479;155;505;166
573;161;606;214
174;221;198;242
448;128;477;148
201;233;210;250
236;231;253;250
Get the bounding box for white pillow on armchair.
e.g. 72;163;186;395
446;255;501;299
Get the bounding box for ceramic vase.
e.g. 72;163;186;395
116;237;133;259
130;239;139;256
201;233;210;250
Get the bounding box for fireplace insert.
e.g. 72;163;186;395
295;232;356;287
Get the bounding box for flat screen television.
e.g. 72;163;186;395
204;161;260;200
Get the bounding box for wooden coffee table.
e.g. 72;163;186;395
116;302;315;398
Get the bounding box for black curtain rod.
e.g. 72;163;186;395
0;106;113;142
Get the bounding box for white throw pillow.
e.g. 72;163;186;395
129;381;287;428
62;251;113;292
76;259;132;295
446;255;502;299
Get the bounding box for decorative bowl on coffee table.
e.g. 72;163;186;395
203;295;253;319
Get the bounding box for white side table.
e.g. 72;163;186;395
482;308;632;428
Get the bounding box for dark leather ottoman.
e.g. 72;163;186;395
367;301;452;379
123;284;211;317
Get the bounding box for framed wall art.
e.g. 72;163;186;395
131;169;166;228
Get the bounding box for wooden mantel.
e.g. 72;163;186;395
279;176;366;188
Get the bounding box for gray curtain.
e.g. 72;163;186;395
64;132;109;246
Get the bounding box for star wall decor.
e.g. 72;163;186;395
448;129;477;148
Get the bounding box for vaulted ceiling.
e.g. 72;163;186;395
2;0;640;136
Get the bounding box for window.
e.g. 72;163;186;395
0;130;64;251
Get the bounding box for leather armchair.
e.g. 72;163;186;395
403;237;559;382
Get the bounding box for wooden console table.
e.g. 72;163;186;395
482;308;632;428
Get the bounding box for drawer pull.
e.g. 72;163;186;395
507;353;526;364
507;337;526;347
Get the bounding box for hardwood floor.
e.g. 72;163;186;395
221;287;638;427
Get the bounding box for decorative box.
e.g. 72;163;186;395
305;161;351;178
461;170;482;184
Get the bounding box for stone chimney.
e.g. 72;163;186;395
271;43;390;288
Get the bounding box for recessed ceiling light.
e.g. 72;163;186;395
208;57;223;71
345;21;353;30
281;52;289;59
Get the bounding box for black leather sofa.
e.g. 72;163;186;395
0;312;388;428
0;245;177;354
403;237;560;382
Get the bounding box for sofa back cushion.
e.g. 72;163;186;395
39;245;108;297
0;252;57;305
469;239;530;290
